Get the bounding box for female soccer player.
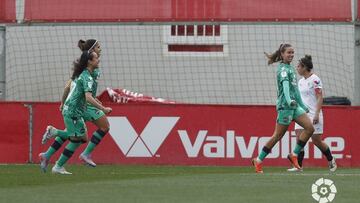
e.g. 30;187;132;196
51;51;111;174
39;39;110;172
287;55;337;172
77;39;111;167
251;43;315;173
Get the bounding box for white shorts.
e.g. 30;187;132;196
294;112;323;134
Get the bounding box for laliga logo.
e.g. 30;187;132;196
311;178;337;203
108;117;179;157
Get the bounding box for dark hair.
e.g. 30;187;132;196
299;55;313;71
71;51;96;80
265;43;292;65
78;39;98;52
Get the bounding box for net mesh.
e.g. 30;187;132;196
4;24;354;104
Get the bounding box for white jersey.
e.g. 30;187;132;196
295;73;323;134
297;74;322;115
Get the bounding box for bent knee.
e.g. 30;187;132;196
306;126;315;134
100;126;109;133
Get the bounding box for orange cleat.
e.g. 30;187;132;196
252;158;263;173
287;153;301;169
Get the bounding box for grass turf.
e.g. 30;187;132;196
0;164;359;203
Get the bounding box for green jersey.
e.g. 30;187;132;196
63;69;94;118
86;68;100;108
89;68;99;98
276;63;299;110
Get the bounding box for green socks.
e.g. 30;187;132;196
293;140;306;155
82;129;106;156
258;146;271;162
44;137;66;159
56;141;81;167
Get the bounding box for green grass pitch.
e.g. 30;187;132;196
0;164;359;203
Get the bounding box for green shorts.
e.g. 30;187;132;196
83;105;105;122
63;115;87;137
277;106;306;125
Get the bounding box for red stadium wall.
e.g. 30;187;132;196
0;102;359;167
0;102;29;163
24;0;351;22
0;0;16;22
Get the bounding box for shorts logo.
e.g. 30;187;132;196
108;117;179;157
283;116;289;123
311;178;337;203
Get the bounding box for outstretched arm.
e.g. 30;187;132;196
59;79;72;111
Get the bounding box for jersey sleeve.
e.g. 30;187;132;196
81;75;94;93
282;80;293;106
278;65;290;83
94;69;101;80
313;75;322;89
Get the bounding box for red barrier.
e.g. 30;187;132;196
98;87;176;104
0;0;16;23
0;102;29;163
1;102;358;166
30;103;359;167
24;0;351;22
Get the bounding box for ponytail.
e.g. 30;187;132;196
265;43;292;65
77;39;87;51
71;51;95;80
77;39;97;52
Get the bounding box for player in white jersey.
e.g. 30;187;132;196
288;55;337;172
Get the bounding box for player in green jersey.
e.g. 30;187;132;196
251;43;315;173
47;51;111;174
39;39;112;172
77;40;110;166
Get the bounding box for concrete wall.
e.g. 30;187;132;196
4;24;355;104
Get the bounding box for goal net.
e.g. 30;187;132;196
2;0;356;104
4;24;354;104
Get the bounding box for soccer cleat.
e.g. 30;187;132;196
251;158;263;173
287;167;303;172
41;125;55;144
79;153;97;167
329;158;337;172
51;165;72;175
287;153;301;169
38;153;49;173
